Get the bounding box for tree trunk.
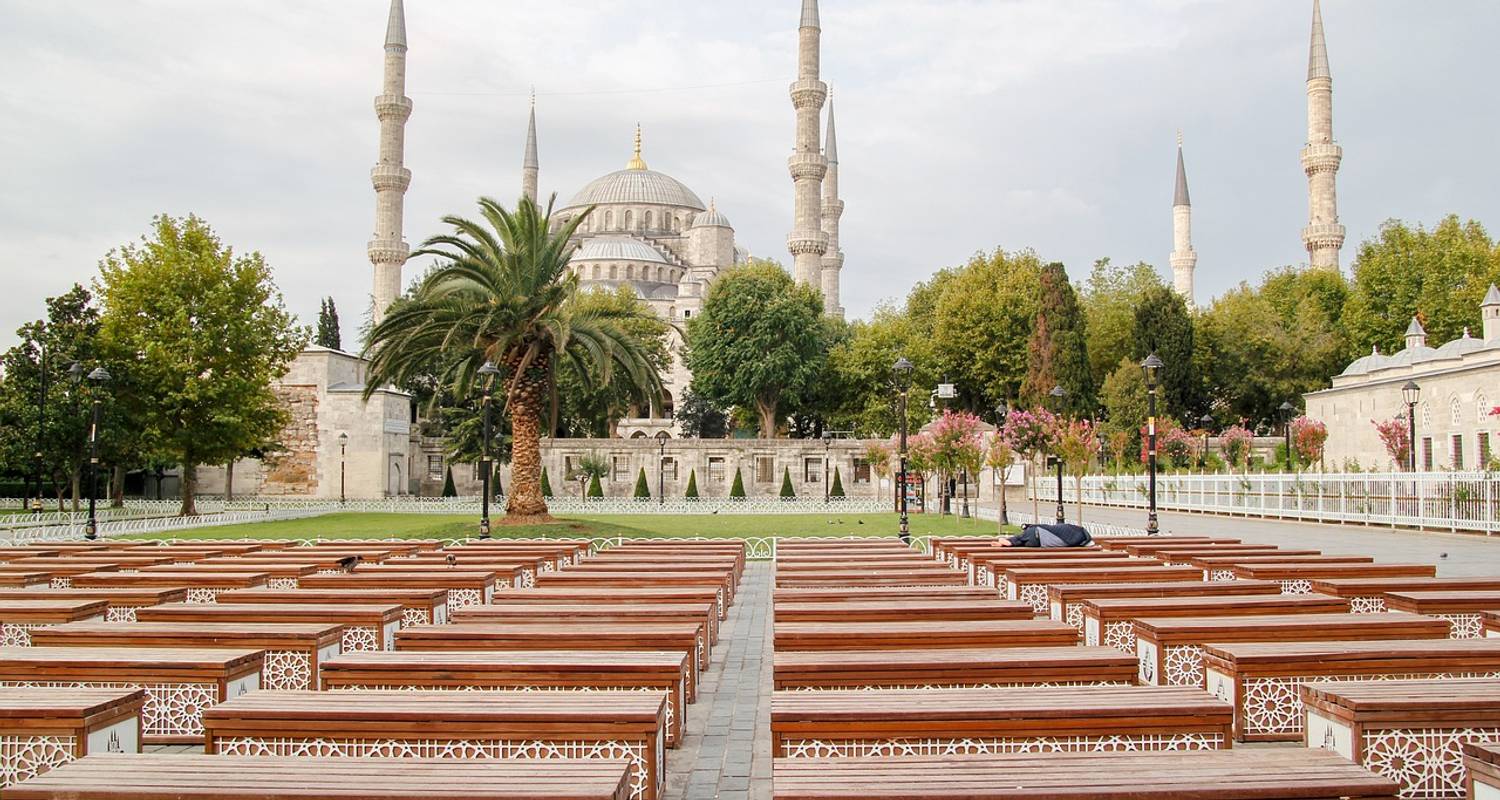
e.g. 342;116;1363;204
997;466;1010;530
225;460;236;503
1075;474;1085;526
70;469;80;512
504;371;551;522
110;465;125;508
180;462;198;517
756;398;778;440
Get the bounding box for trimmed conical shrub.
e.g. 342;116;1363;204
441;467;457;497
729;468;746;499
685;470;699;499
830;466;845;498
587;473;603;498
633;467;650;499
779;466;795;498
540;468;552;497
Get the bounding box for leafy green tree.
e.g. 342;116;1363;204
729;467;746;499
931;249;1044;410
363;196;663;522
677;389;729;439
1343;216;1500;355
685;261;827;437
540;467;552;497
441;467;457;497
572;452;608;498
555;286;671;437
1080;258;1166;392
97;215;306;515
829;466;844;498
633;467;650;499
817;307;933;436
779;466;795;498
1130;285;1199;423
315;298;342;350
1020;263;1094;414
684;469;699;499
1099;357;1148;459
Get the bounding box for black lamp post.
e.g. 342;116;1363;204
657;435;666;506
1199;414;1214;470
821;430;833;504
1402;381;1421;472
1048;385;1067;524
893;357;914;542
995;401;1009;525
477;361;501;539
30;330;47;514
1280;401;1297;472
338;432;348;504
1141;353;1163;535
83;366;110;540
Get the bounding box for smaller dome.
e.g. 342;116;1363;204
692;201;731;229
1436;329;1487;359
569;236;669;265
1340;346;1388;377
1384;346;1438;369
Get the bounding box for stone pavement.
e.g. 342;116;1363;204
664;559;772;800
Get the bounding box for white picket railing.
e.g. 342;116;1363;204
211;497;893;516
1032;471;1500;534
0;509;328;544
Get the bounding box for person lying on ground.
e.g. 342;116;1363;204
998;522;1093;548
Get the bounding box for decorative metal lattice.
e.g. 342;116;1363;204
782;732;1223;759
400;607;433;627
329;684;676;741
1102;621;1136;653
1349;596;1387;614
1440;613;1483;639
0;735;75;788
48;578;71;589
1280;579;1313;595
104;607;137;623
1361;726;1500;799
266;577;299;590
0;681;218;739
1064;603;1085;631
262;651;313;691
447;589;482;610
184;588;220;604
1162;645;1207;687
216;736;655;800
0;624;41;648
1241;672;1500;739
340;626;381;653
1017;584;1050;614
785;681;1128;692
1209;569;1237;582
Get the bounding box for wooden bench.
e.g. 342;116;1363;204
551;564;737;603
396;622;707;696
399;556;554;586
218;587;449;627
1230;563;1438;594
0;646;261;743
138;562;317;590
6;754;633;800
1203;639;1500;743
773;586;997;605
968;554;1150;589
0;573;51;589
1464;742;1500;800
771;599;1035;623
0;688;145;788
1308;576;1500;614
0;600;109;646
773;646;1138;691
1189;554;1375;580
1047;579;1283;629
1382;591;1500;639
536;572;732;612
1002;566;1205;612
770;749;1400;800
70;571;269;601
320;650;692;746
772;685;1233;757
481;586;724;636
354;563;528;592
456;539;593;566
0;588;188;623
138;601;404;652
32;622;343;691
1488;610;1499;638
203;689;667;800
453;603;718;645
1099;537;1242;552
0;565;119;590
773;619;1079;651
299;571;495;609
1134;611;1452;688
1121;543;1299;559
1303;678;1500;800
1082;593;1351;652
773;568;968;589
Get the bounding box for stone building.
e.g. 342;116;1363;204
1304;287;1500;472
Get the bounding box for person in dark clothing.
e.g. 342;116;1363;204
999;522;1093;548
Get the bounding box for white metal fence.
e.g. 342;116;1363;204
0;509;328;544
213;497;893;516
1033;471;1500;534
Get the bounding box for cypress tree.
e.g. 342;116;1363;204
729;468;746;499
587;473;603;498
540;468;552;497
633;467;650;499
1130;284;1200;423
315;298;342;350
440;467;456;498
685;469;699;498
779;466;795;498
1020;262;1094;414
830;466;845;498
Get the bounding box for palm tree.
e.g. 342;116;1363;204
363;195;664;521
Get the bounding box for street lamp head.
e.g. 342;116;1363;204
1049;385;1066;399
1140;353;1163;388
67;362;84;383
1402;381;1421;407
478;362;502;378
1199;414;1214;430
338;432;349;446
821;430;834;442
892;356;914;389
1279;401;1296;418
87;367;110;384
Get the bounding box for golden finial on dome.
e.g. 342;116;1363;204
627;123;648;170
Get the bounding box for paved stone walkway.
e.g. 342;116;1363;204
664;560;772;800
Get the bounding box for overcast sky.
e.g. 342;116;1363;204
2;0;1497;350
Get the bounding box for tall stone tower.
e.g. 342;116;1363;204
522;93;539;204
1301;0;1345;271
787;0;829;293
1170;132;1197;308
819;95;845;319
368;0;412;325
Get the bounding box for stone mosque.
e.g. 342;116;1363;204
202;0;1370;500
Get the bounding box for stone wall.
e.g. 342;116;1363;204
260;384;320;495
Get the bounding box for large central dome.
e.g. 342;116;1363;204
563;168;705;211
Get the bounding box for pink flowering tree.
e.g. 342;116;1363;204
1372;416;1411;471
929;411;987;518
1219;424;1254;472
862;441;894;510
1003;407;1059;522
1290;416;1328;471
1141;417;1190;469
985;432;1016;529
1054;419;1101;524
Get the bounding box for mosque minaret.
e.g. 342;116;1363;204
820;96;846;320
1170;132;1196;308
787;0;830;306
368;0;412;325
1301;0;1345;270
522;94;540;204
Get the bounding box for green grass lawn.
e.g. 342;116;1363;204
130;511;1013;541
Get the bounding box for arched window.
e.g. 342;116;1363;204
645;211;654;229
592;265;601;280
670;216;679;233
1421;402;1432;429
1452;397;1464;427
661;389;675;419
1479;393;1491;423
604;210;613;229
609;265;617;280
624;210;633;229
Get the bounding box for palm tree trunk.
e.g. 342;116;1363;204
505;378;551;521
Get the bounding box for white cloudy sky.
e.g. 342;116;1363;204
2;0;1497;349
